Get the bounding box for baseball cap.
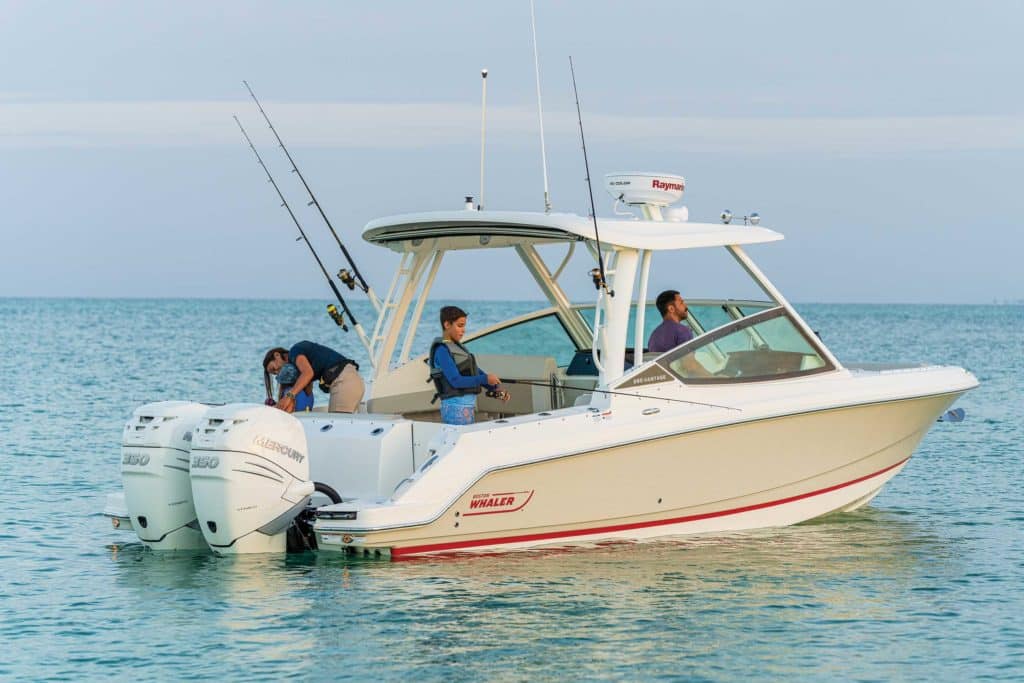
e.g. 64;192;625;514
277;362;300;387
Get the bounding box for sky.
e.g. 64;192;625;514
0;0;1021;304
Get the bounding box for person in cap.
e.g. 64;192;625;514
429;305;509;425
275;362;315;412
263;341;364;413
647;289;695;353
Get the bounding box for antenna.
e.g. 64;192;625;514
479;68;488;210
569;56;612;297
530;0;552;213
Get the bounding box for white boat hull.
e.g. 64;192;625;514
317;390;959;557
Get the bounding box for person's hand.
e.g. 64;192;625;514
486;373;501;386
276;395;295;413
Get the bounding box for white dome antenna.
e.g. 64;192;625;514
605;172;685;207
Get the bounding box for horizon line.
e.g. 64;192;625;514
0;295;1020;306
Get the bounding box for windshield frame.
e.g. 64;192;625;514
655;306;837;384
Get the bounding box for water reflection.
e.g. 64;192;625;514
109;545;319;672
263;510;943;678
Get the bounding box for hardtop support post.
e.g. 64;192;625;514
398;250;445;364
372;246;436;383
600;248;639;384
634;249;652;355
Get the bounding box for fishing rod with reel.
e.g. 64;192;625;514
234;115;374;364
243;81;381;313
569;57;617;381
569;57;612;299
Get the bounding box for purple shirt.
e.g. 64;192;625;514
647;319;694;353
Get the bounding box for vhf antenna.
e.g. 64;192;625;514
242;81;381;313
530;0;552;213
479;68;488;210
233;115;356;333
569;56;612;297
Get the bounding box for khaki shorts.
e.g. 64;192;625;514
328;364;365;413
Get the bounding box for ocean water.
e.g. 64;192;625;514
0;299;1021;681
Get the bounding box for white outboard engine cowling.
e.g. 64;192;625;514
190;404;315;554
121;401;210;550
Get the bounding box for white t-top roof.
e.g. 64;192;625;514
362;210;783;251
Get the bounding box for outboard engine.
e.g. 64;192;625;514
190;404;315;554
121;401;210;550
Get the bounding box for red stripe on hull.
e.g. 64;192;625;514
390;457;910;558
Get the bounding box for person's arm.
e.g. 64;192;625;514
292;355;316;394
434;346;490;389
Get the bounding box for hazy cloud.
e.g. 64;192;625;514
2;100;1021;155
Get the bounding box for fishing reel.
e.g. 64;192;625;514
337;268;356;291
588;268;613;296
326;304;349;331
485;389;511;401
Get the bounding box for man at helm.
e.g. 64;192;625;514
647;289;695;353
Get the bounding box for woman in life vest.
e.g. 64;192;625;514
429;306;509;425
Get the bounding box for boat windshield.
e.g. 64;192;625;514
660;307;834;383
576;300;775;349
462;299;777;371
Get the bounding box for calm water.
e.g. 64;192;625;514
0;299;1021;681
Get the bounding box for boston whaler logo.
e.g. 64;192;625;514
252;435;305;463
465;490;534;516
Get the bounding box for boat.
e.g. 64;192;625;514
102;170;978;556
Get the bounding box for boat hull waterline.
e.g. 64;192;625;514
316;391;961;557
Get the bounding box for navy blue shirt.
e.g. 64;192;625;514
288;341;350;381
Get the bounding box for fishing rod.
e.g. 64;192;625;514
502;379;741;412
569;56;612;297
234;115;357;333
242;80;380;312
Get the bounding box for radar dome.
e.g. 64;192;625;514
604;172;685;207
